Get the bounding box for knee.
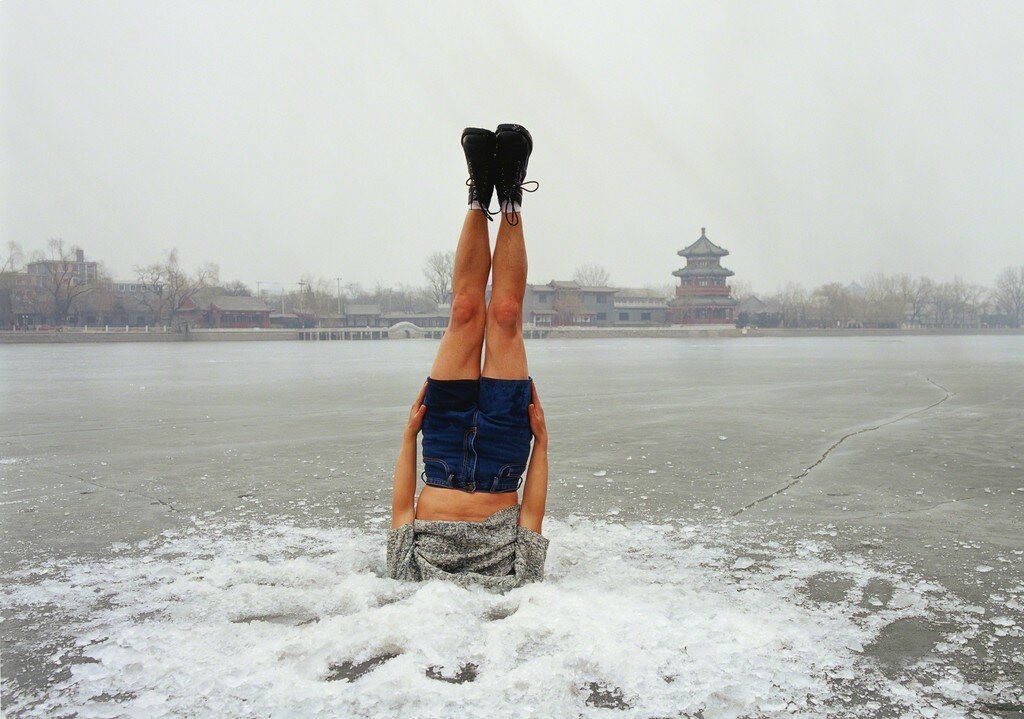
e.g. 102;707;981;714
487;295;522;333
449;292;485;328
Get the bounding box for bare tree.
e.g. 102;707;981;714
2;242;24;274
729;278;753;301
810;282;853;328
423;251;455;306
896;275;933;327
643;282;676;299
993;265;1024;327
221;280;252;296
863;273;904;327
572;263;611;287
134;249;218;326
770;282;808;327
992;269;1022;323
31;238;96;324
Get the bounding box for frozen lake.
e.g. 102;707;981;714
1;336;1022;718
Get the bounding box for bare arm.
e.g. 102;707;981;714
390;381;427;529
518;383;548;534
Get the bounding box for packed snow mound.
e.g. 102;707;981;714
1;515;991;719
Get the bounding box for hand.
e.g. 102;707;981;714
528;382;547;448
405;380;428;436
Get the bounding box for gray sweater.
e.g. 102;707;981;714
386;504;550;591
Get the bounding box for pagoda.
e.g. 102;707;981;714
668;227;739;324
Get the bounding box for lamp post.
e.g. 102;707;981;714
335;277;343;319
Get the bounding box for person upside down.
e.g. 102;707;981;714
387;124;549;590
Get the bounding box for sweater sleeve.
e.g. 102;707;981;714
386;523;418;581
514;525;550;584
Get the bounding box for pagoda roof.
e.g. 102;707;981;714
669;295;739;307
678;228;729;258
672;266;734;278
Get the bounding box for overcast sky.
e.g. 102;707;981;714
3;1;1022;295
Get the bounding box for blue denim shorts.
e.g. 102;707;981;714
420;375;534;493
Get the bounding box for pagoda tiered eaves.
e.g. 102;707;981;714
668;227;739;325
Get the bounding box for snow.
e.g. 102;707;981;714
0;514;988;719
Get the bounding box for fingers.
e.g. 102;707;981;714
412;380;427;408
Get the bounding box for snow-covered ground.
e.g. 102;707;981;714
2;337;1022;718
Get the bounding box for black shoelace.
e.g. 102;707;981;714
499;160;539;227
465;176;496;221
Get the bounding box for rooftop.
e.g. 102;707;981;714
615;287;671;299
208;295;272;313
669;294;739;307
678;228;730;258
672;266;735;278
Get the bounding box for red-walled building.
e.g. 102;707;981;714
668;228;739;325
176;293;272;329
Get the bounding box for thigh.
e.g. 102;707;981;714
481;332;528;379
430;327;483;380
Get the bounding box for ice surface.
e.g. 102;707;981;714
3;336;1023;717
0;513;993;719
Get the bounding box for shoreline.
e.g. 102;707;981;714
2;326;1023;344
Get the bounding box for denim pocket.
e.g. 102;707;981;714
496;463;527;484
422;456;454;485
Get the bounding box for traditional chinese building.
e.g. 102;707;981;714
668;227;739;324
176;293;272;329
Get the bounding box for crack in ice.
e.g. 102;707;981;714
732;377;953;517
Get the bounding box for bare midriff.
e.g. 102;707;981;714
415;484;519;522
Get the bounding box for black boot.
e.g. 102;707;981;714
494;123;538;226
461;127;497;220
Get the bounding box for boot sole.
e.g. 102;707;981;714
462;127;495;149
495;123;532;154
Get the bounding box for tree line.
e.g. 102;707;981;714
2;239;1022;329
743;270;1024;328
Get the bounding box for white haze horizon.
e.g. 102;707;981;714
3;1;1023;295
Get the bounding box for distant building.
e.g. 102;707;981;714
112;280;152;295
613;287;669;325
668;228;739;325
25;248;99;287
736;295;783;328
176;293;272;328
523;284;556;326
343;303;383;327
270;312;304;328
523;280;618;326
0;272;41;327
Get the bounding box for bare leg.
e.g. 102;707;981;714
429;210;490;379
482;216;528;379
